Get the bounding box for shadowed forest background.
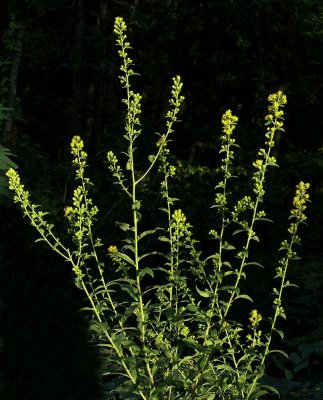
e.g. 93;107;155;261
0;0;323;399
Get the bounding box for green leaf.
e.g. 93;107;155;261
139;251;160;261
0;144;18;170
244;261;264;269
256;385;280;399
117;283;138;300
284;282;299;288
138;267;154;279
138;227;162;241
233;229;247;236
289;351;301;365
182;337;204;352
187;304;200;313
0;144;18;200
294;361;307;373
148;154;156;163
222;242;236;250
115;252;136;267
158;235;170;243
197;355;208;370
285;369;293;380
218;285;235;292
120;303;138;324
235;294;253;302
196;286;213;298
115;221;131;231
122;244;135;254
132;200;141;210
269;349;288;358
274;329;284;340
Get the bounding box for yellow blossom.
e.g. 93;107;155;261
108;245;118;254
114;17;127;34
249;309;262;328
71;135;84;152
173;209;186;223
64;206;74;218
221;109;238;136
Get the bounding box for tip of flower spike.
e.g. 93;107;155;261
268;91;287;105
6;168;16;177
108;245;118;254
114;17;127;34
221;110;238;135
70;135;84;153
249;309;262;327
64;206;74;219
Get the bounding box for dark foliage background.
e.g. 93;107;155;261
0;0;322;399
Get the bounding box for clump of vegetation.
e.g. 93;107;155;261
0;104;17;200
6;17;310;400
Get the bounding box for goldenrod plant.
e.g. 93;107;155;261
6;17;310;400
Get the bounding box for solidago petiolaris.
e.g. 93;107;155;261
6;17;310;400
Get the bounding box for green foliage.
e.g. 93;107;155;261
0;104;17;200
271;341;323;399
6;17;312;400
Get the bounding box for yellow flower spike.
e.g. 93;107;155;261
290;181;310;223
6;167;19;182
71;135;84;156
253;159;263;170
249;309;262;328
173;209;186;223
114;17;127;34
64;206;74;219
108;245;118;254
221;109;238;136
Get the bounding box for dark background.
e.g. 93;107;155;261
0;0;322;399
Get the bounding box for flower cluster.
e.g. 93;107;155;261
6;168;30;206
210;109;238;241
125;91;142;139
114;15;141;143
219;110;238;179
272;181;310;323
290;181;310;223
221;109;238;136
6;168;68;261
6;168;51;235
232;195;254;221
65;137;99;251
266;91;287;120
247;309;263;347
108;245;118;253
170;209;193;250
167;76;185;126
113;16;134;88
113;16;127;35
172;209;187;224
158;76;184;181
251;91;287;199
249;309;262;328
71;135;85;157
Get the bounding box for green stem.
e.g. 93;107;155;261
79;275;148;400
223;117;279;320
246;237;295;399
17;192;71;262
